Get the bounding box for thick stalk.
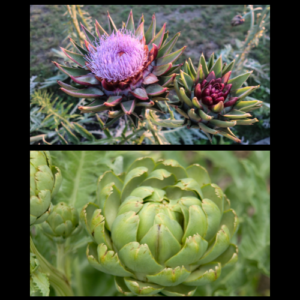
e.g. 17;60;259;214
30;236;74;296
56;243;65;273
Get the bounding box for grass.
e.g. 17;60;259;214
30;5;269;81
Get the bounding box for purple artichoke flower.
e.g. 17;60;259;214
54;11;185;127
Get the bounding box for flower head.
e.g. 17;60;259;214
54;11;185;127
87;30;147;82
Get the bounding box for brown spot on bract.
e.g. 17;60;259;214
117;51;125;57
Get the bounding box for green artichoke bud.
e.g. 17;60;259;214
169;54;263;143
81;157;238;296
41;202;80;243
30;151;62;226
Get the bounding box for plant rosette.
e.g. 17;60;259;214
81;157;239;296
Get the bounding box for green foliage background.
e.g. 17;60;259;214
31;151;270;296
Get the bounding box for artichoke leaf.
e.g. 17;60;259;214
121;167;148;201
165;234;208;268
117;196;144;216
175;178;203;199
140;224;181;265
127;157;155;174
35;166;54;192
142;169;176;189
155;159;188;180
130;186;165;202
201;183;224;214
223;195;231;211
124;277;163;296
154;213;183;243
51;166;62;197
147;266;190;287
30;190;51;218
118;242;163;276
161;284;197;296
214;243;238;267
210;55;222;78
80;202;99;235
97;170;123;195
183;262;221;286
165;186;196;201
111;211;139;251
219;209;239;239
97;183;121;231
197;225;231;265
114;277;134;296
201;198;222;242
90;208;112;249
137;202;163;241
228;72;252;90
86;243;133;277
182;205;207;243
186;164;211;188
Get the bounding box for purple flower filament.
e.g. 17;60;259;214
87;30;147;82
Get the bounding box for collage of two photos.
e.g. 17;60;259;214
30;5;270;297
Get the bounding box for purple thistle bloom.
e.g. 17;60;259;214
86;30;147;82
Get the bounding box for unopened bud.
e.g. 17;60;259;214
231;15;245;26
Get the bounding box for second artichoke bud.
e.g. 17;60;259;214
30;151;62;226
41;202;80;243
172;53;262;143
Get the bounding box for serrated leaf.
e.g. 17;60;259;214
31;271;50;296
72;122;95;141
50;151;113;209
149;111;185;128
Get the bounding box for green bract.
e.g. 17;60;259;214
41;202;80;243
30;151;62;226
81;157;238;296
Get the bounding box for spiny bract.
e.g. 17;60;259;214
81;157;239;296
54;11;185;128
171;53;262;143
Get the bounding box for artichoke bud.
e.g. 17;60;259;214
231;15;245;26
30;151;62;226
82;157;239;296
173;53;262;143
41;202;80;243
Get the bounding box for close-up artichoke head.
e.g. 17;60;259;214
30;151;62;226
171;53;263;143
54;11;185;128
81;157;239;296
41;202;80;243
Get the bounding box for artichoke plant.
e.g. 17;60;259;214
30;151;62;226
54;11;185;128
41;202;80;243
81;157;238;296
171;53;263;143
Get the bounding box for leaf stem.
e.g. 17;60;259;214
30;236;74;296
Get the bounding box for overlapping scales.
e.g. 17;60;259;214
168;53;263;143
81;157;239;296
